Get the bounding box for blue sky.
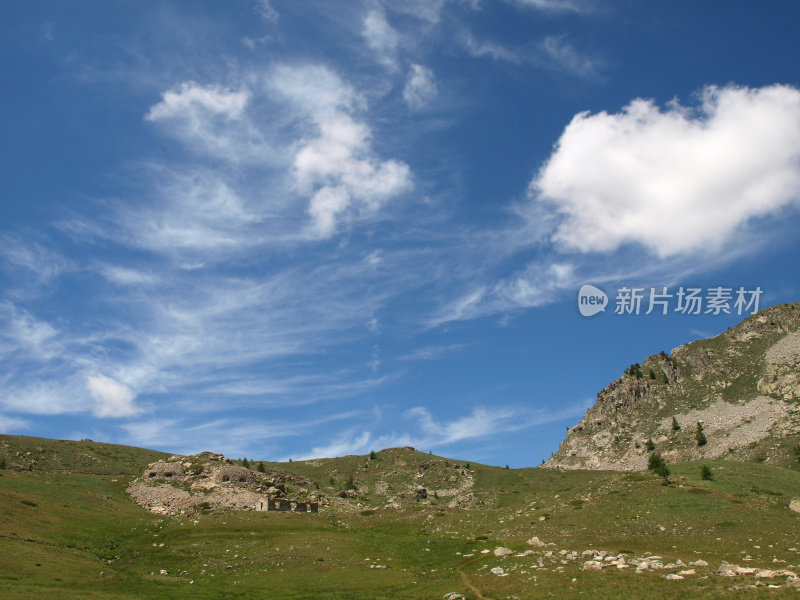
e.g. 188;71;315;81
2;1;800;467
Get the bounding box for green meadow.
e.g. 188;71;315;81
1;435;799;599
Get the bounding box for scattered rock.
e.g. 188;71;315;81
493;547;513;557
526;536;546;547
665;574;684;581
718;562;759;576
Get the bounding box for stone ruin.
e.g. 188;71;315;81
254;498;319;513
146;461;185;479
215;465;257;485
128;454;324;516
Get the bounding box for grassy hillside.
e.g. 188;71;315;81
2;435;800;598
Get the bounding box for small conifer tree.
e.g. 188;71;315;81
242;457;250;469
696;422;707;446
645;438;655;452
369;450;377;460
257;461;266;473
701;465;713;481
647;452;670;484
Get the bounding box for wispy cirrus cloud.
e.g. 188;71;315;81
254;0;279;23
463;32;602;77
121;408;364;457
290;401;588;460
362;7;401;71
403;64;438;110
0;414;29;434
509;0;586;13
538;36;603;78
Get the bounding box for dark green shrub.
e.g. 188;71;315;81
648;452;670;484
696;422;707;446
701;465;713;481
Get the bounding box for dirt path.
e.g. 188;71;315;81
458;567;493;600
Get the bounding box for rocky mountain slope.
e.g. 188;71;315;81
545;301;800;470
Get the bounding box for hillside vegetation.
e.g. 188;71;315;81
2;435;800;598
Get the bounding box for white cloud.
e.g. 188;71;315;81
296;430;374;460
0;302;60;362
0;379;92;416
539;36;601;77
407;406;519;444
362;8;400;70
0;237;71;289
511;0;583;12
86;374;140;418
399;344;464;361
403;64;438;110
120;170;263;254
254;0;278;22
464;34;522;64
291;402;586;461
533;84;800;257
428;260;576;325
0;414;29;433
146;81;248;121
271;65;412;237
388;0;449;24
145;82;261;161
464;33;601;78
98;266;158;286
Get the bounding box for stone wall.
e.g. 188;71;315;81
144;461;185;480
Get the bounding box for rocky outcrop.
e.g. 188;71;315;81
546;302;800;470
128;453;323;515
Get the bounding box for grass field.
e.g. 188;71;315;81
1;435;799;598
